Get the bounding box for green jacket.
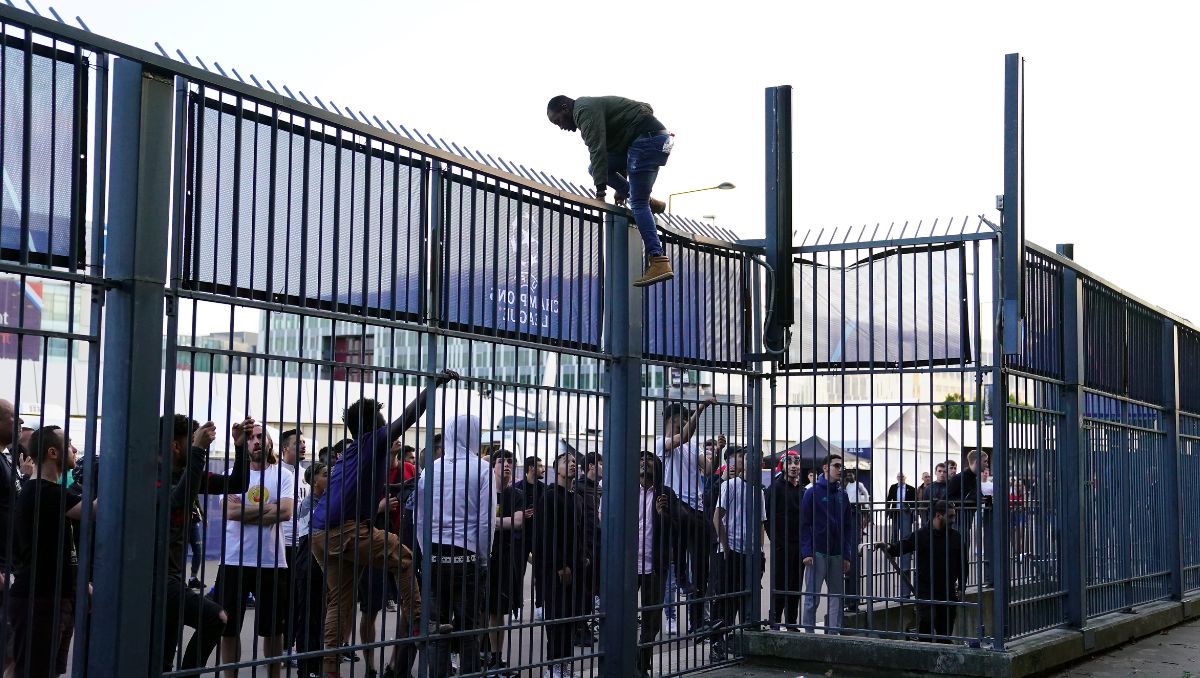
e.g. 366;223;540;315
573;95;656;188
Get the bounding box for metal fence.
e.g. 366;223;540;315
2;5;1200;678
0;4;764;678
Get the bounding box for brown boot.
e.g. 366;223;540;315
634;256;674;287
649;198;666;214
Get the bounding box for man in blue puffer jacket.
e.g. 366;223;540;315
799;454;856;633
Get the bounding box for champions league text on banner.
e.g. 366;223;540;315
184;94;423;319
644;240;746;366
440;175;604;349
0;39;87;267
790;243;972;369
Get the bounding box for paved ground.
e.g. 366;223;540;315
702;618;1200;678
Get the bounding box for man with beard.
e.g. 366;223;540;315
217;423;294;678
7;426;86;678
876;501;964;641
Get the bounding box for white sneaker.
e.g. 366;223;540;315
534;606;545;621
667;616;678;635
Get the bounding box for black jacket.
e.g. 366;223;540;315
947;468;979;509
514;477;547;556
765;478;804;549
532;482;585;578
573;476;602;552
883;524;964;600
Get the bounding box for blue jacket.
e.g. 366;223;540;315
800;474;856;559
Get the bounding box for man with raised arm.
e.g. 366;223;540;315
547;94;675;287
655;397;717;635
160;415;250;671
309;370;458;678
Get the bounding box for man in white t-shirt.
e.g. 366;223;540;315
655;396;716;633
710;446;765;661
216;423;294;678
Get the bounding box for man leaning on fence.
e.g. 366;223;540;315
876;500;963;642
799;453;855;633
309;370;458;678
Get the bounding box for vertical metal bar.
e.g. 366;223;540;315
88;58;172;678
764;85;793;351
598;210;640;678
1161;319;1183;601
70;49;108;678
745;252;765;623
1060;268;1087;628
1001;53;1024;352
991;239;1010;649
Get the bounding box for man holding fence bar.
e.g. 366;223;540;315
546;94;675;287
799;454;855;633
310;370;459;678
876;500;964;641
655;398;718;635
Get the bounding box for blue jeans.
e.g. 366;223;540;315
596;133;671;257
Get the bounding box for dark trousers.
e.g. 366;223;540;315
160;582;225;671
916;600;958;641
769;542;804;626
428;547;483;678
673;504;711;627
637;571;666;672
188;521;204;579
844;508;863;606
9;595;74;678
711;551;757;640
543;566;583;664
292;536;327;678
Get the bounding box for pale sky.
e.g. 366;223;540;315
44;0;1200;325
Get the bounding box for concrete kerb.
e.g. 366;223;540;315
735;593;1200;678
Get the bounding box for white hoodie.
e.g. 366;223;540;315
416;414;494;565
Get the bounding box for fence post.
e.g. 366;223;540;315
1060;268;1088;628
88;57;173;678
744;253;765;623
599;211;641;678
1161;319;1183;601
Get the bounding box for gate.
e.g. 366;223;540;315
769;220;1000;645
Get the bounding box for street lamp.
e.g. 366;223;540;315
667;182;735;213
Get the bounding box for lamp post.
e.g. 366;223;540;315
667;182;735;213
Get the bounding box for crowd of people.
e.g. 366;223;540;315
0;388;1009;678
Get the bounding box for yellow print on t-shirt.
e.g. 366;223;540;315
247;485;270;504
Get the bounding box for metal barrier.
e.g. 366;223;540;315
0;4;761;678
769;220;998;645
3;5;1200;677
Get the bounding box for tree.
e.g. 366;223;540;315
935;393;978;421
